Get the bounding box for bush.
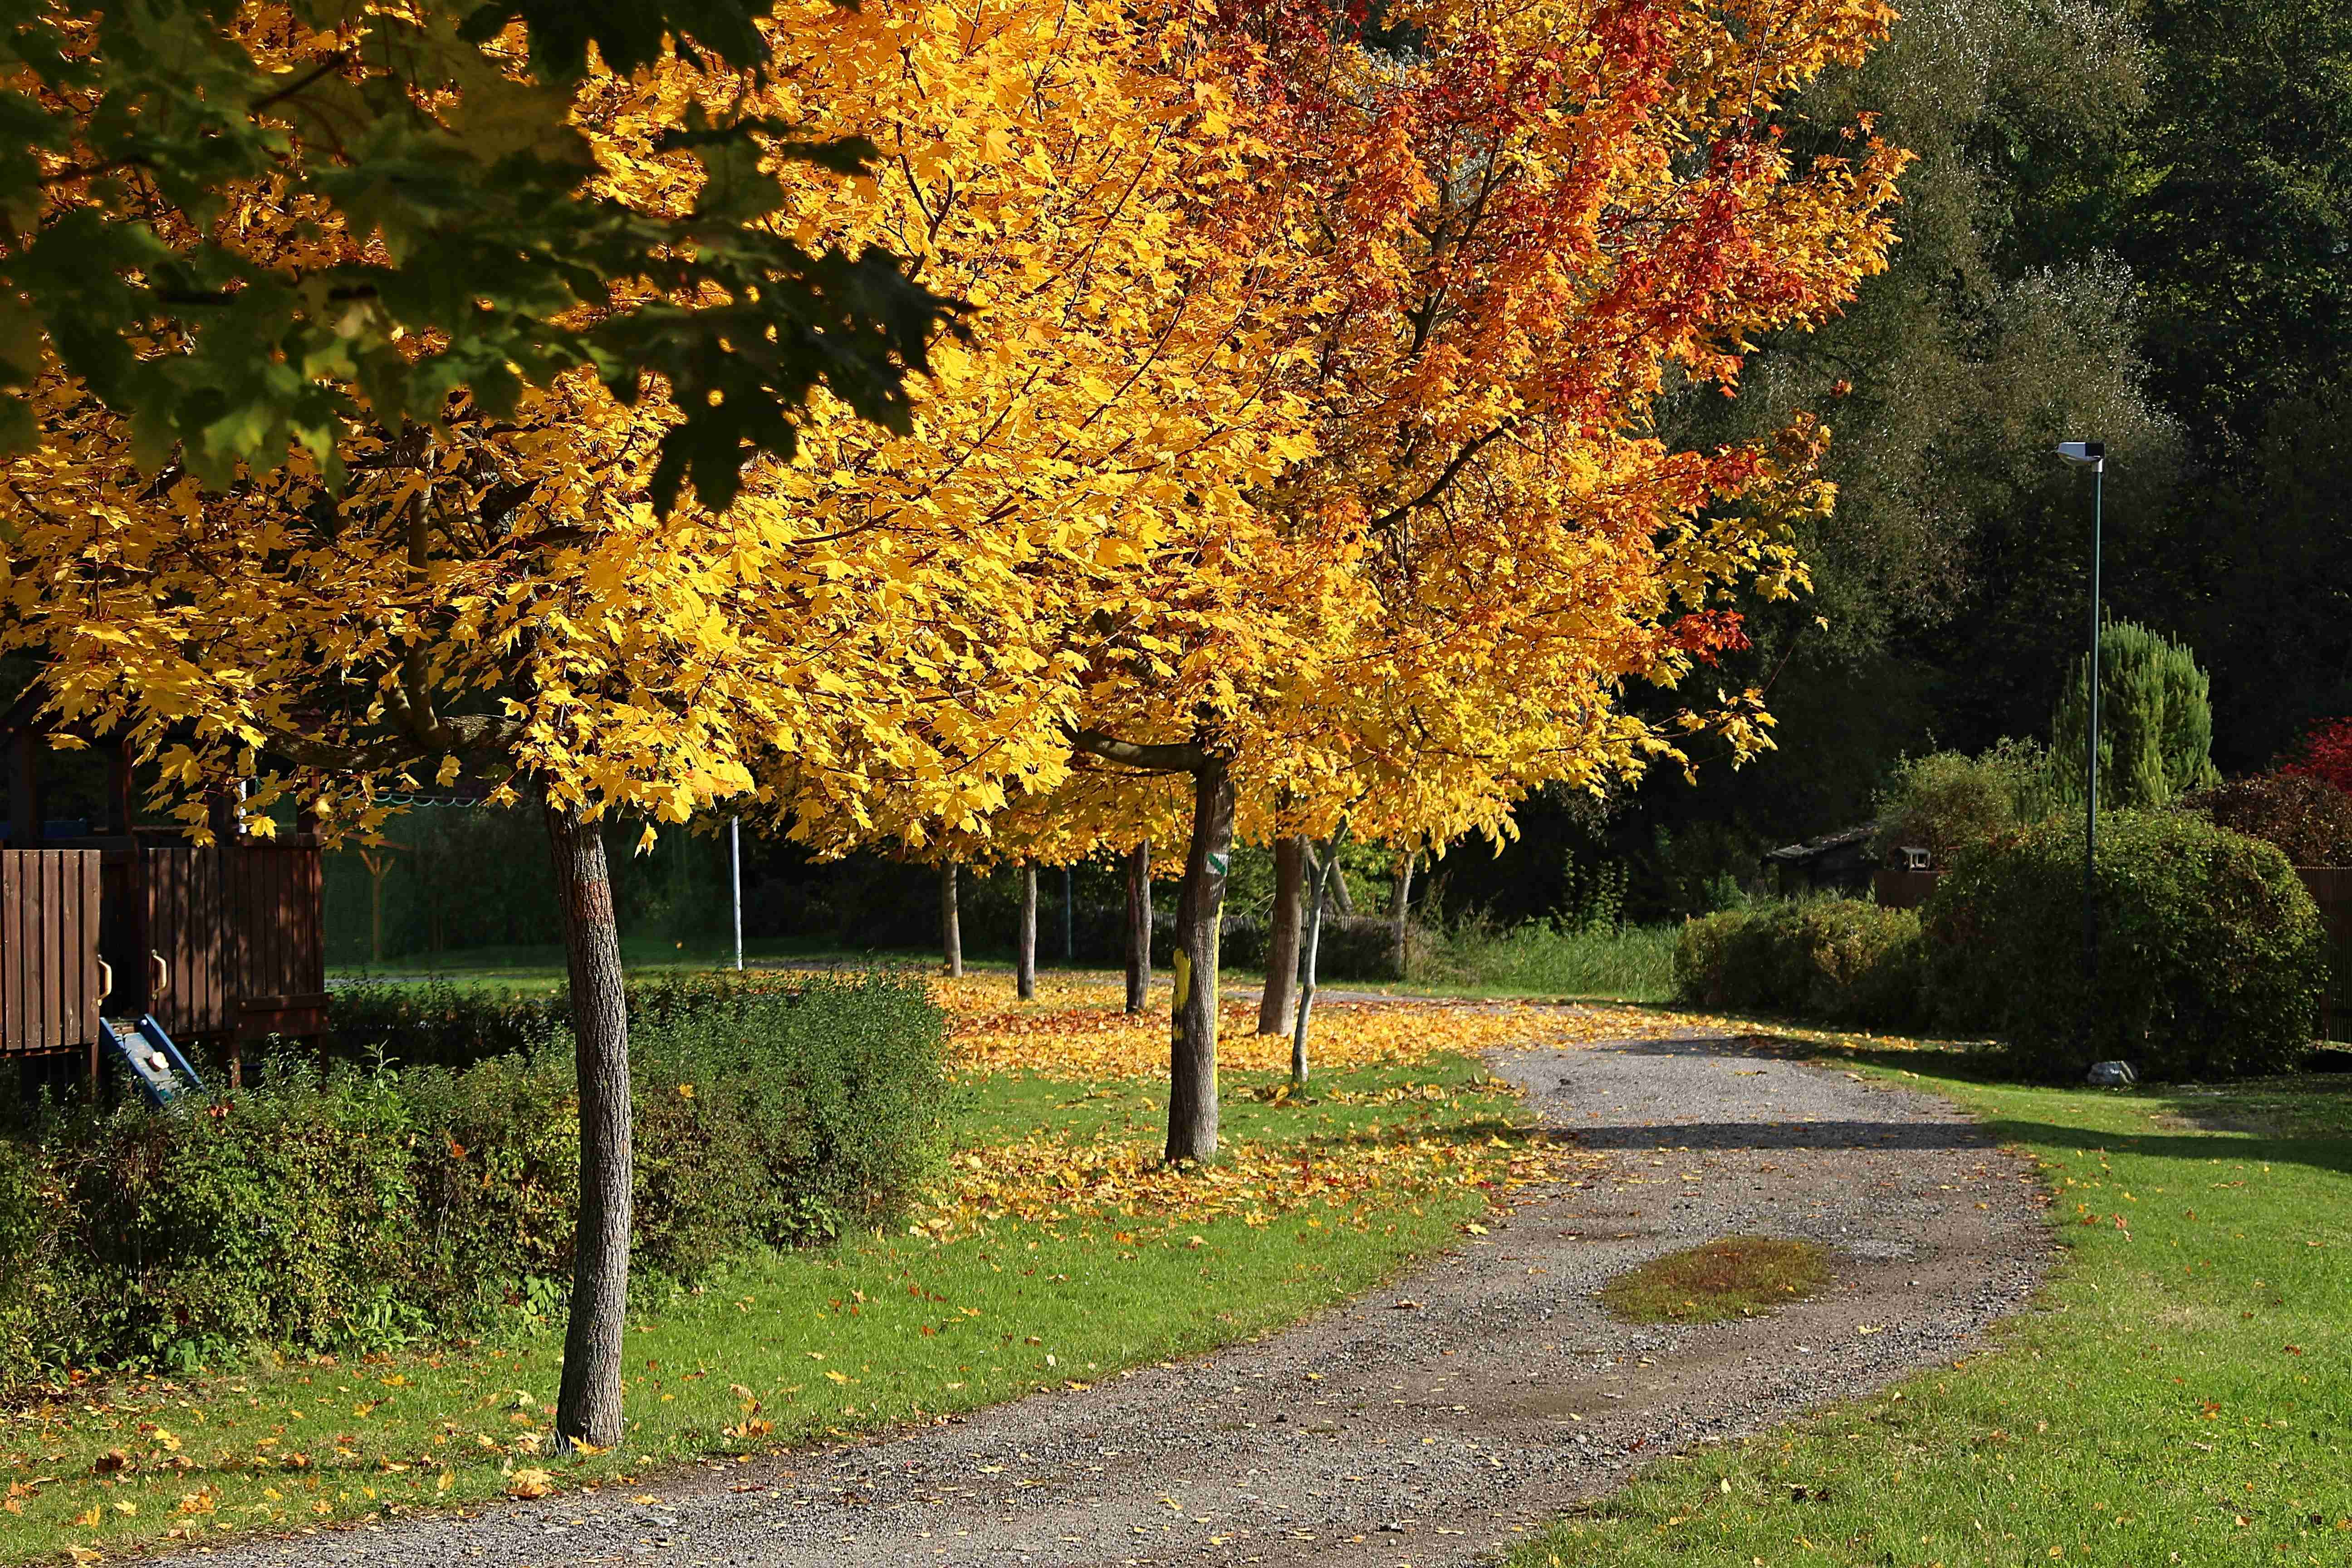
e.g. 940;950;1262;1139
1672;899;1923;1027
0;972;947;1389
1871;740;2054;869
1923;813;2322;1079
1405;915;1678;1001
2180;772;2352;866
2048;619;2223;809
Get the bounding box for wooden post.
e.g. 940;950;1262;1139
940;862;963;978
1124;841;1151;1014
1016;863;1037;1000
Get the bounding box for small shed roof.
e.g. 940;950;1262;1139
1763;822;1877;865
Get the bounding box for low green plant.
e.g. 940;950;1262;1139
0;973;948;1390
1405;914;1679;1000
1672;898;1923;1026
1925;812;2322;1078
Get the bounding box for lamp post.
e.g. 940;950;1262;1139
729;815;743;972
2055;440;2105;1008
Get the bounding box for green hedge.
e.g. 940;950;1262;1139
0;973;946;1388
1924;813;2322;1079
1672;899;1923;1028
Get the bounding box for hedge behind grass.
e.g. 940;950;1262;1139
0;973;947;1390
1925;811;2323;1079
1672;898;1923;1028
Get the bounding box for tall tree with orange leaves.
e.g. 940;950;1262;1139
1046;0;1910;1159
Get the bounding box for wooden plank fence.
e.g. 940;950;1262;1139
2296;868;2352;1040
0;849;104;1055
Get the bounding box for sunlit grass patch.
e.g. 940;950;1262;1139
1598;1235;1832;1324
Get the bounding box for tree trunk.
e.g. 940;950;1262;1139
1390;848;1416;979
545;799;631;1452
1167;760;1233;1161
1016;862;1038;1000
1328;849;1354;915
1124;840;1152;1014
1257;835;1307;1035
1292;822;1348;1085
940;861;962;978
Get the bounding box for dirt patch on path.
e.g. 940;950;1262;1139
197;1037;2049;1568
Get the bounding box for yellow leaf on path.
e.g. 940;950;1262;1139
508;1469;554;1499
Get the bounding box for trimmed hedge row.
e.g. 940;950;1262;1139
1675;813;2324;1080
0;973;948;1388
1673;899;1922;1029
1925;812;2320;1080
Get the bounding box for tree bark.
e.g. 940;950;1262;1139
1328;848;1354;915
940;861;962;978
1292;822;1348;1085
1124;841;1152;1014
1167;760;1233;1161
1257;835;1307;1035
1390;848;1417;979
1016;862;1038;1000
546;799;631;1453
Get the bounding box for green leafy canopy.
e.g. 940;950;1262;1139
0;0;955;512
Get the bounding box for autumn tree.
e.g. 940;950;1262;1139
1028;0;1908;1159
0;1;1310;1449
0;0;943;510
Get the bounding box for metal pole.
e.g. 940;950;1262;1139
2083;461;2103;998
730;815;743;972
1060;865;1074;966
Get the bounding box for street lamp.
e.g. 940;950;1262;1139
2055;440;2105;1013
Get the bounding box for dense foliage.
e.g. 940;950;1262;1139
1870;741;2053;869
0;974;946;1387
2049;619;2221;809
2180;773;2352;867
1924;813;2322;1078
1673;898;1923;1027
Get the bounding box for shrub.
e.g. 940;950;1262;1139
0;972;947;1389
2281;715;2352;795
1405;914;1677;1001
1672;898;1923;1027
2048;619;2222;809
2180;772;2352;866
1871;740;2054;870
1923;813;2322;1079
325;978;568;1068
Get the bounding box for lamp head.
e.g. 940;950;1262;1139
2055;440;2106;470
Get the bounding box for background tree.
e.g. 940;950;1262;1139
2049;619;2221;809
0;0;943;510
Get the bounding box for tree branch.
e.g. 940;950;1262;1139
1068;727;1207;773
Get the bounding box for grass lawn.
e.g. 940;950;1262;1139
1511;1044;2352;1568
0;1038;1520;1563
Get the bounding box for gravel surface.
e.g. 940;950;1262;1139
184;1034;2051;1568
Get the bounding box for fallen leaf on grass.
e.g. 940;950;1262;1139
507;1469;554;1499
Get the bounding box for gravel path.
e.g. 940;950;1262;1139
191;1035;2050;1568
